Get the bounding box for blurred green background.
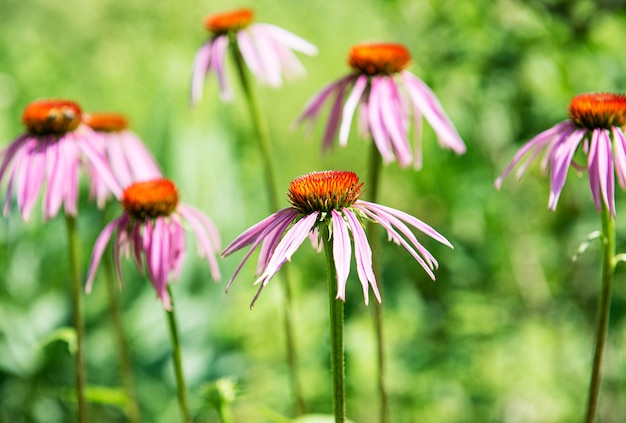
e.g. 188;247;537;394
2;0;626;422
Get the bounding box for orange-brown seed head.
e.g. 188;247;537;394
22;99;82;135
348;43;411;76
121;178;179;220
204;8;254;34
568;93;626;129
288;170;363;213
83;113;128;132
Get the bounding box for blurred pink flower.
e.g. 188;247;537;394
495;92;626;216
86;178;221;310
84;112;162;207
294;43;466;169
190;8;317;104
222;170;452;307
0;99;121;221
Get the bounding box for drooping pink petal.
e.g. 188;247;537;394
548;128;586;210
253;212;318;290
86;217;125;293
401;71;466;154
254;23;318;56
177;204;221;281
343;208;380;304
331;210;351;302
378;77;412;167
339;75;368;146
190;40;214;105
368;77;395;164
612;127;626;189
210;35;233;102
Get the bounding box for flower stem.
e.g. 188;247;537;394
366;141;389;423
64;215;88;423
229;35;306;415
165;286;191;423
102;245;141;423
584;205;616;423
322;227;346;423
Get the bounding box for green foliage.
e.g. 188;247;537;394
2;0;626;422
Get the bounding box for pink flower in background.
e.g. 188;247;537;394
495;92;626;216
0;99;121;221
222;170;452;307
190;8;318;104
84;112;162;207
294;43;466;169
86;178;221;310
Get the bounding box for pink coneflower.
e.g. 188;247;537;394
84;112;162;207
86;178;221;310
0;99;121;221
495;92;626;216
190;7;318;104
294;43;466;169
222;170;452;307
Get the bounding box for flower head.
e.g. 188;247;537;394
84;112;162;207
86;178;221;310
294;43;466;170
495;92;626;215
222;170;452;307
190;7;318;104
0;99;121;221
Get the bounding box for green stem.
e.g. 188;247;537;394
102;247;141;423
322;226;346;423
216;402;235;423
230;35;306;415
165;286;191;423
584;205;616;423
366;142;389;423
64;215;88;423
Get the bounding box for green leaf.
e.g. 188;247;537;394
36;327;77;354
571;231;602;262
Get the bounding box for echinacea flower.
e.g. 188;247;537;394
86;178;221;310
222;170;452;306
84;112;162;207
0;99;121;221
495;92;626;216
294;43;466;169
190;7;317;104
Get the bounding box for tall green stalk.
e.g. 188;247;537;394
584;205;616;423
322;226;346;423
165;286;191;423
102;250;141;423
366;142;389;423
64;215;88;423
229;35;306;415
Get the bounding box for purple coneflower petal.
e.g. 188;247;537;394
612;127;626;189
86;216;125;293
548;128;586;210
378;77;412;167
331;210;352;301
339;75;367;147
211;35;233;102
254;23;318;56
368;77;395;164
401;71;466;155
254;212;319;288
343;208;380;304
190;40;214;105
178;204;221;281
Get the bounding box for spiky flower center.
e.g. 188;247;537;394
204;8;254;34
288;171;363;213
83;113;128;132
121;178;179;220
348;43;411;76
568;93;626;129
22;99;82;135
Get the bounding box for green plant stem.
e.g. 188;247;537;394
366;142;389;423
230;36;306;415
102;249;141;423
165;286;191;423
216;402;235;423
584;205;616;423
64;215;88;423
322;227;346;423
